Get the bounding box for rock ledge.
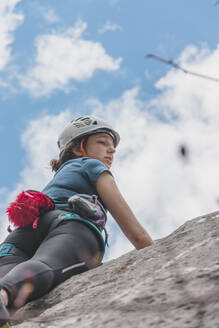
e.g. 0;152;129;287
13;211;219;328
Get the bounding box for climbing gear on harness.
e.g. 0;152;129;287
68;194;107;228
57;115;120;152
6;190;54;229
0;293;10;328
68;194;108;247
58;212;106;251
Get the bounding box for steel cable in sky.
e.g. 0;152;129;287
146;53;219;83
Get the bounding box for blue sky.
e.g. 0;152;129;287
1;0;219;259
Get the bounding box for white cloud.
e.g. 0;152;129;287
0;0;23;71
2;44;219;261
20;111;72;189
87;45;219;259
98;20;122;34
0;188;8;209
20;20;122;96
43;8;59;24
0;111;72;241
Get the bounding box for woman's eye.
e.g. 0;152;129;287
99;141;105;145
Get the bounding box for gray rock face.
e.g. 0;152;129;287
13;212;219;328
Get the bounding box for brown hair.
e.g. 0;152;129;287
50;137;83;172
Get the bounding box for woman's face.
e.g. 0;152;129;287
85;133;116;168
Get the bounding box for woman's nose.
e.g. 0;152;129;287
108;145;116;153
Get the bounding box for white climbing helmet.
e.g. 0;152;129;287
58;115;120;152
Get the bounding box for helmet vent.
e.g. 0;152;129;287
92;121;97;125
73;122;84;128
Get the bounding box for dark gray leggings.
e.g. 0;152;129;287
0;210;104;310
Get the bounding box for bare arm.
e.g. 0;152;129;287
96;172;154;249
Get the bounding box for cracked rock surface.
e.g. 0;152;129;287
12;211;219;328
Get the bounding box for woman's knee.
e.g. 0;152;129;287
0;259;55;308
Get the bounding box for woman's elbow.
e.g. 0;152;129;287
133;233;154;250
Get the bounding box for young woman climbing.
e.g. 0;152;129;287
0;115;153;327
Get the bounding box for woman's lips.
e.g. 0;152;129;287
105;157;113;165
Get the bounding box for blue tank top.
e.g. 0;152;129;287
42;157;111;210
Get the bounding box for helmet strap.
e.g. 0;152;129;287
80;138;87;157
